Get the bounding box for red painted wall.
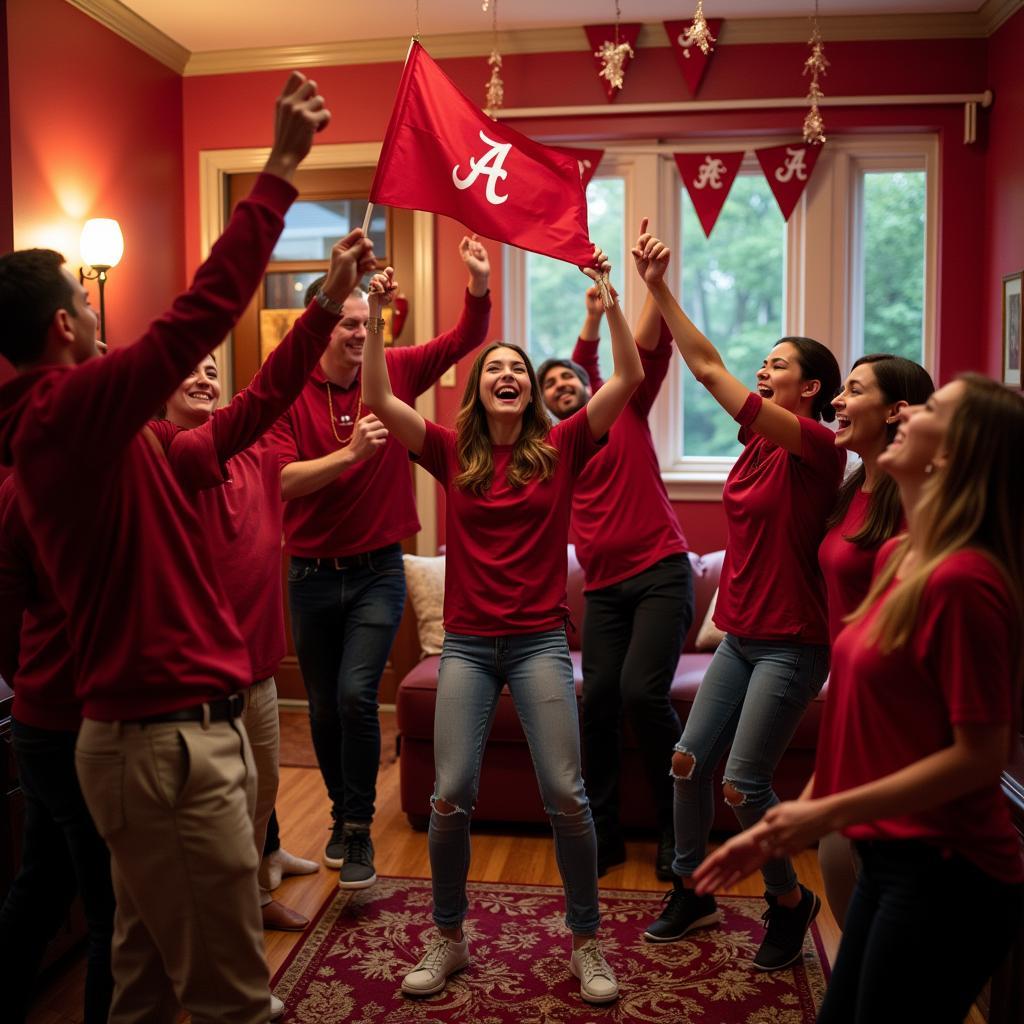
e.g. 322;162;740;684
984;8;1024;378
6;0;185;349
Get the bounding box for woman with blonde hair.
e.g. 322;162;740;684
362;249;643;1006
696;374;1024;1024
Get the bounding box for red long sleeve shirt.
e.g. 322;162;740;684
0;173;296;720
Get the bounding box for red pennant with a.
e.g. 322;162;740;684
755;142;823;221
662;19;723;97
583;24;643;102
674;151;745;238
548;146;605;189
369;42;594;267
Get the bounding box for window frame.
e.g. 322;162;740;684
503;134;938;500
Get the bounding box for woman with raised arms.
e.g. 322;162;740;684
361;247;643;1006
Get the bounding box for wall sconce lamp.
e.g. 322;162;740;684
79;218;124;344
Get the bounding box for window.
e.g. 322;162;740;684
854;170;927;362
522;176;625;372
680;173;786;458
271;200;387;262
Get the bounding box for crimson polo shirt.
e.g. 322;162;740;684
150;301;340;682
569;324;688;591
814;549;1024;885
268;290;490;559
714;392;846;645
0;476;81;731
415;408;603;636
0;173;296;720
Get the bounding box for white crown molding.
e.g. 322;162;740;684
64;0;1024;79
65;0;189;73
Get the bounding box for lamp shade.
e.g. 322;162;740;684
80;218;124;270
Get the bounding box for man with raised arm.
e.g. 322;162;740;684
0;73;327;1024
267;236;491;888
537;233;694;882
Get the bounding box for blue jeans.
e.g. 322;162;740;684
672;633;829;893
288;544;406;824
0;721;115;1024
819;841;1024;1024
429;630;600;935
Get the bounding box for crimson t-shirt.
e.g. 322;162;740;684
814;549;1024;884
818;488;900;645
415;409;603;635
714;393;846;644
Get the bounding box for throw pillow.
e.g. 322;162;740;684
402;554;445;657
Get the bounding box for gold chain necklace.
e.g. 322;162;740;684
326;381;363;448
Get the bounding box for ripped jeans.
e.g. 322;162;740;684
429;630;599;934
672;633;828;894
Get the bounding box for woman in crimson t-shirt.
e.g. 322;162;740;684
695;374;1024;1024
636;228;844;970
361;252;642;1007
816;354;933;923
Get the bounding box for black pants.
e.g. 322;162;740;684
0;721;115;1024
818;839;1024;1024
581;554;694;837
264;806;281;855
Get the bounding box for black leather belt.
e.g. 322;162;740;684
127;692;245;726
294;542;401;572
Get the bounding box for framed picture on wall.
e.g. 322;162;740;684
1004;271;1022;387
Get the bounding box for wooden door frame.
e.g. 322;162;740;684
198;143;437;557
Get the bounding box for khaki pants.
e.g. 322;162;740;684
243;677;281;904
76;715;270;1024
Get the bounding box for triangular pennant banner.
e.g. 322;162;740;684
583;23;643;102
674;151;745;237
548;146;606;189
755;142;823;221
663;18;723;97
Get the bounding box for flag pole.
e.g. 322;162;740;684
361;204;374;235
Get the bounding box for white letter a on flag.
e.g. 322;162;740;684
452;130;512;206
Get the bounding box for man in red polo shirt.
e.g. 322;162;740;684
268;237;491;887
538;281;694;881
0;73;328;1024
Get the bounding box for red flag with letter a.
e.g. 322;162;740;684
674;151;744;237
369;41;594;267
755;142;823;221
663;19;723;97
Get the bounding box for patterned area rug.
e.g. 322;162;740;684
272;877;829;1023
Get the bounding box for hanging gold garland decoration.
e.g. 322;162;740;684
685;0;716;56
595;0;634;93
803;0;829;145
484;0;504;117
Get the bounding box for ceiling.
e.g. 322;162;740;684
117;0;987;54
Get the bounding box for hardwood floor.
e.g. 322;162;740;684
24;709;982;1022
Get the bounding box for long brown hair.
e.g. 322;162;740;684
850;375;1024;676
827;354;935;548
453;342;559;495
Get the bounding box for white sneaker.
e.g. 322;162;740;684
401;935;470;997
262;847;320;891
269;993;285;1020
569;939;619;1004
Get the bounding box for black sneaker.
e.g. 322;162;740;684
753;884;821;971
655;829;675;882
596;834;626;878
324;816;346;869
643;877;719;942
338;824;377;890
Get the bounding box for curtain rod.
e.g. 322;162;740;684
495;90;993;120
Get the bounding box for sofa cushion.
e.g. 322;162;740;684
402;555;446;656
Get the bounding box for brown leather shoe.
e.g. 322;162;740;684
261;899;309;932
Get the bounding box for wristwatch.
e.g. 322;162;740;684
314;289;344;315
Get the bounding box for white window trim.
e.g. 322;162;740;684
503;134;938;501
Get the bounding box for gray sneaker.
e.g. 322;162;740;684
324;816;346;869
338;824;377;890
401;935;470;996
